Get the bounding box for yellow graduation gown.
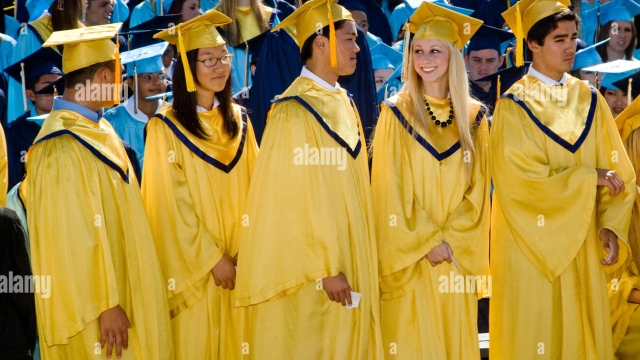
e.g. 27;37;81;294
234;77;384;360
490;75;636;360
141;103;258;360
371;93;490;359
22;110;172;360
0;124;7;206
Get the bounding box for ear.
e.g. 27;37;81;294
498;55;505;67
314;35;327;51
463;54;469;64
527;39;540;54
25;89;36;102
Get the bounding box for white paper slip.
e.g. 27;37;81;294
345;291;362;309
449;249;461;273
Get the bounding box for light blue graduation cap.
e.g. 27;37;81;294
572;38;609;71
371;43;403;71
146;91;173;101
120;42;169;77
120;42;169;113
26;113;49;126
586;60;640;103
26;0;55;21
598;0;640;25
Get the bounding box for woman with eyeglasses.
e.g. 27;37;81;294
103;42;170;170
141;10;258;360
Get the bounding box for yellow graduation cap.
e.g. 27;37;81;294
615;95;640;142
43;23;123;105
502;0;571;66
271;0;354;68
400;2;483;81
155;10;233;92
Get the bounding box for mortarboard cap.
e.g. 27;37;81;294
370;43;403;71
121;42;168;76
596;0;640;25
477;62;531;99
271;0;354;68
155;9;232;92
615;95;640;141
35;76;65;96
612;72;640;103
146;91;173;101
467;24;515;54
502;0;571;66
587;60;640;103
124;14;182;50
572;38;609;71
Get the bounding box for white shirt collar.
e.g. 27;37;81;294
528;65;568;86
196;96;220;112
300;66;339;92
124;96;163;123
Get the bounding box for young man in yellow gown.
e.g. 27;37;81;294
21;24;173;360
490;0;636;358
234;0;384;358
142;10;259;360
370;2;490;359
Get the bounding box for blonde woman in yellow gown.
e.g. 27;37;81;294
370;2;490;359
141;10;258;360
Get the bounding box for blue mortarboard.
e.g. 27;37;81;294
409;0;475;16
124;14;182;50
476;62;531;97
35;76;65;95
467;24;515;54
572;38;609;71
339;0;394;44
5;47;63;112
121;42;169;77
598;0;640;25
25;0;54;21
4;47;63;84
370;43;403;71
613;72;640;100
339;0;367;13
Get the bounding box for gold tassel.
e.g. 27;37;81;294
327;0;337;68
20;63;28;112
628;78;633;105
384;83;389;100
244;42;249;89
57;0;63;11
53;85;58;98
497;74;501;101
506;0;510;9
515;4;524;67
401;22;410;83
178;29;197;92
114;40;121;105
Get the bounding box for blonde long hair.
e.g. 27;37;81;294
216;0;271;47
400;40;476;183
624;129;640;268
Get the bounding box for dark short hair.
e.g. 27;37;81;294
300;20;351;63
525;10;579;58
65;60;116;89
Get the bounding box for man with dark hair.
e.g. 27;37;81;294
21;24;172;359
490;0;636;359
235;0;384;358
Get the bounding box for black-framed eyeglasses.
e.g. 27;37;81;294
197;54;234;67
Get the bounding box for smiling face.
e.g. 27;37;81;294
180;0;200;22
412;39;450;85
603;88;629;116
84;0;113;25
465;49;503;82
528;20;577;79
608;20;634;53
195;45;231;94
136;71;168;100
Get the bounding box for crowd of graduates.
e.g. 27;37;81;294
1;0;640;359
